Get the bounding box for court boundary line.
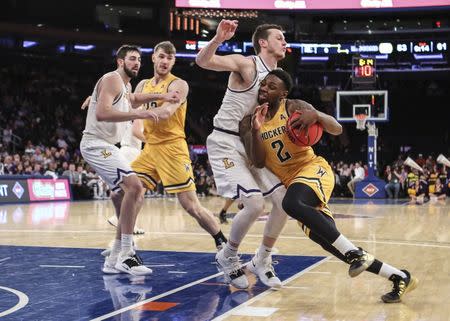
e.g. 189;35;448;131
211;257;330;321
2;230;449;249
0;286;29;318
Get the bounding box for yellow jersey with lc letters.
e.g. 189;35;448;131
141;73;187;144
260;99;317;187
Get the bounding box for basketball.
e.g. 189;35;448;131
287;111;323;146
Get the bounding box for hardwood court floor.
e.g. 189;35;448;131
0;197;449;321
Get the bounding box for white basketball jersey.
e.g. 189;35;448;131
213;56;271;133
120;121;142;150
83;71;130;144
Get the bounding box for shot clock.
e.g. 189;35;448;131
352;56;376;84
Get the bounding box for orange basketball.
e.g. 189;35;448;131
287;111;323;147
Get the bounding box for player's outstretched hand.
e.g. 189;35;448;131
81;96;91;110
251;103;268;131
215;19;239;42
136;109;159;122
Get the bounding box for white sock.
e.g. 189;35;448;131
379;263;407;279
223;243;238;258
121;234;133;255
257;244;272;260
111;239;121;258
331;234;358;255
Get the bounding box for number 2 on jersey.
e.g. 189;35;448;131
271;140;291;163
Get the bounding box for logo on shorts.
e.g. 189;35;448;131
101;149;112;159
222;158;235;169
317;166;327;177
185;163;190;172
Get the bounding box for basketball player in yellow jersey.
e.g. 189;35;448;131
242;69;417;303
131;41;227;250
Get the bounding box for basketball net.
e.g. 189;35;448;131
354;114;368;131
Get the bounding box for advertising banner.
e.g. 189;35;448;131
176;0;449;10
27;179;71;202
0;179;30;203
0;177;72;203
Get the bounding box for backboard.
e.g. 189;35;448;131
336;90;388;122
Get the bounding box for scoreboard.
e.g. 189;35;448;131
186;39;448;56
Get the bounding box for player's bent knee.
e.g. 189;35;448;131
282;195;308;221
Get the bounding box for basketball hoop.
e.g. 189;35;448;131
354;114;368;131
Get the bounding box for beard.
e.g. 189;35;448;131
124;65;138;78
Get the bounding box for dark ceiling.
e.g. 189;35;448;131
0;0;449;44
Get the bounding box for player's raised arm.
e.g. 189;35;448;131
287;99;342;136
195;19;251;73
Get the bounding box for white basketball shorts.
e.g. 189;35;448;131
80;137;136;192
206;129;283;200
119;145;141;165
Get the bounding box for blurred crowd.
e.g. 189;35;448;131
0;55;449;201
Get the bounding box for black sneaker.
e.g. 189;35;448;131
381;270;418;303
219;210;228;224
345;247;375;277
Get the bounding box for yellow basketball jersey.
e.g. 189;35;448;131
260;99;317;186
141;73;187;144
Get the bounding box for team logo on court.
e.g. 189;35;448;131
222;158;235;169
317;166;327;177
101;149;112;159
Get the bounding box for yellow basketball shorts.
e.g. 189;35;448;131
131;139;196;194
289;156;335;220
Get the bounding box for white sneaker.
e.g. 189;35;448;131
115;252;153;276
107;216;145;235
247;254;282;288
107;215;119;227
215;249;248;289
102;255;121;274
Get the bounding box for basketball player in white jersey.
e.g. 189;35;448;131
82;97;145;235
196;21;289;289
80;45;180;275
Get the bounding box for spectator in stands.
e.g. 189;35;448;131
413;173;430;205
430;178;447;201
384;165;401;199
347;162;365;197
44;161;58;179
393;155;404;169
63;163;81;185
2;124;13;149
57;161;69;177
415;154;425;168
32;163;43;176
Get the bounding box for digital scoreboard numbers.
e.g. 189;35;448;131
352;57;376;84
